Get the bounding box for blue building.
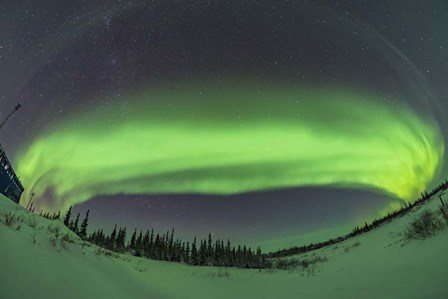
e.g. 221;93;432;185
0;144;24;203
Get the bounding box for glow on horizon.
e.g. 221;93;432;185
15;83;444;211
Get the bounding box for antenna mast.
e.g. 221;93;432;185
0;103;21;131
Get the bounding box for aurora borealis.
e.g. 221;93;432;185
16;85;444;212
1;1;447;249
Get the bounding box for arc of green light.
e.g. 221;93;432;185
16;84;444;211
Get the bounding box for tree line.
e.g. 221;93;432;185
269;179;448;258
62;206;271;269
43;178;448;264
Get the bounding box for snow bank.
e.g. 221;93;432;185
0;194;447;299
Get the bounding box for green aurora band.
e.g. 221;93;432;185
16;84;444;211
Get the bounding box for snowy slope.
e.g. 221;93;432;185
0;194;447;299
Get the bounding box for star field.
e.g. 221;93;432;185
0;0;447;250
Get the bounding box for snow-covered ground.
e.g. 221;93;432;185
0;194;447;299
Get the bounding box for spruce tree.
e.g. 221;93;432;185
89;230;97;242
116;227;126;252
79;210;90;239
120;227;126;249
72;213;80;233
168;228;175;259
191;237;198;265
99;229;105;245
108;225;117;250
142;231;150;256
164;231;170;260
199;239;207;265
63;206;72;227
207;233;213;259
136;230;143;250
256;246;262;268
185;242;190;264
148;229;154;256
129;228;137;250
153;234;160;259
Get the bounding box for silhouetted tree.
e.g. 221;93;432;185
63;206;72;227
129;228;137;250
79;210;90;239
135;230;143;251
108;225;117;250
191;237;198;265
142;230;150;256
71;213;80;233
116;227;127;252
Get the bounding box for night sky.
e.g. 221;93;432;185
1;1;447;251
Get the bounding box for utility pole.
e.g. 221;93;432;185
0;103;21;131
